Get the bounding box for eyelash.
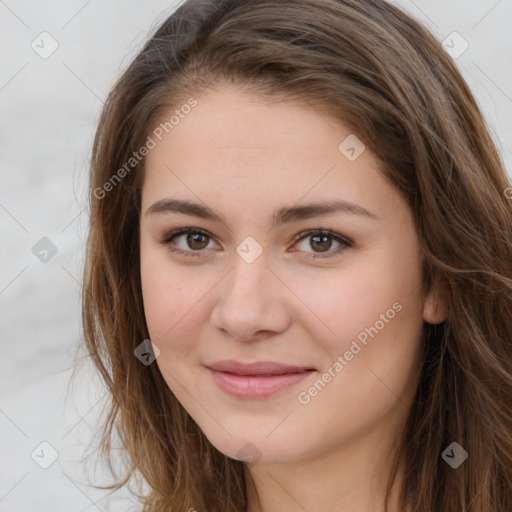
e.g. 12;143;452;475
160;226;353;260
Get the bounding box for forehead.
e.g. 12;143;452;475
141;86;400;221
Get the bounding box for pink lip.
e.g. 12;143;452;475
205;360;316;399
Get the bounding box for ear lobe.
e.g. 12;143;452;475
423;286;446;325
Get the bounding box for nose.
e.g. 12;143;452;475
209;251;291;342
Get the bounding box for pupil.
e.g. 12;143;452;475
188;233;208;250
311;235;331;252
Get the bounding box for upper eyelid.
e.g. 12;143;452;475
162;227;213;244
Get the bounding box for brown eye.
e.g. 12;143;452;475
161;227;352;260
185;232;210;250
291;229;352;259
162;227;217;258
309;234;333;252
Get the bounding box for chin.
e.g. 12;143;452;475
203;431;304;465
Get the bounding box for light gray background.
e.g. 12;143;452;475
1;0;511;510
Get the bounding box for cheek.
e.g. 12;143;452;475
141;254;170;336
290;262;416;340
140;246;217;360
289;247;424;365
140;244;189;346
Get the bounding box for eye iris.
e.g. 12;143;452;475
187;233;209;250
310;234;332;252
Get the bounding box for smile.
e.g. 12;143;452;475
207;368;316;399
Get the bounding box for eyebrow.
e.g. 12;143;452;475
145;198;378;226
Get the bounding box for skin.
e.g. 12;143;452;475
139;84;445;512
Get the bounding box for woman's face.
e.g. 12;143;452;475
139;84;443;464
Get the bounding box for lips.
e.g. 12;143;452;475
205;360;316;399
206;359;315;376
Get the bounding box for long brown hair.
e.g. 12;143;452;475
78;0;512;510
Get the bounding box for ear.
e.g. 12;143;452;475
422;284;446;325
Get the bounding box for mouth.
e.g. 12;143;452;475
205;360;316;399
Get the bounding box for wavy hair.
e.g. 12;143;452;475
78;0;512;510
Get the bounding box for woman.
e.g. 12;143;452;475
81;0;512;510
